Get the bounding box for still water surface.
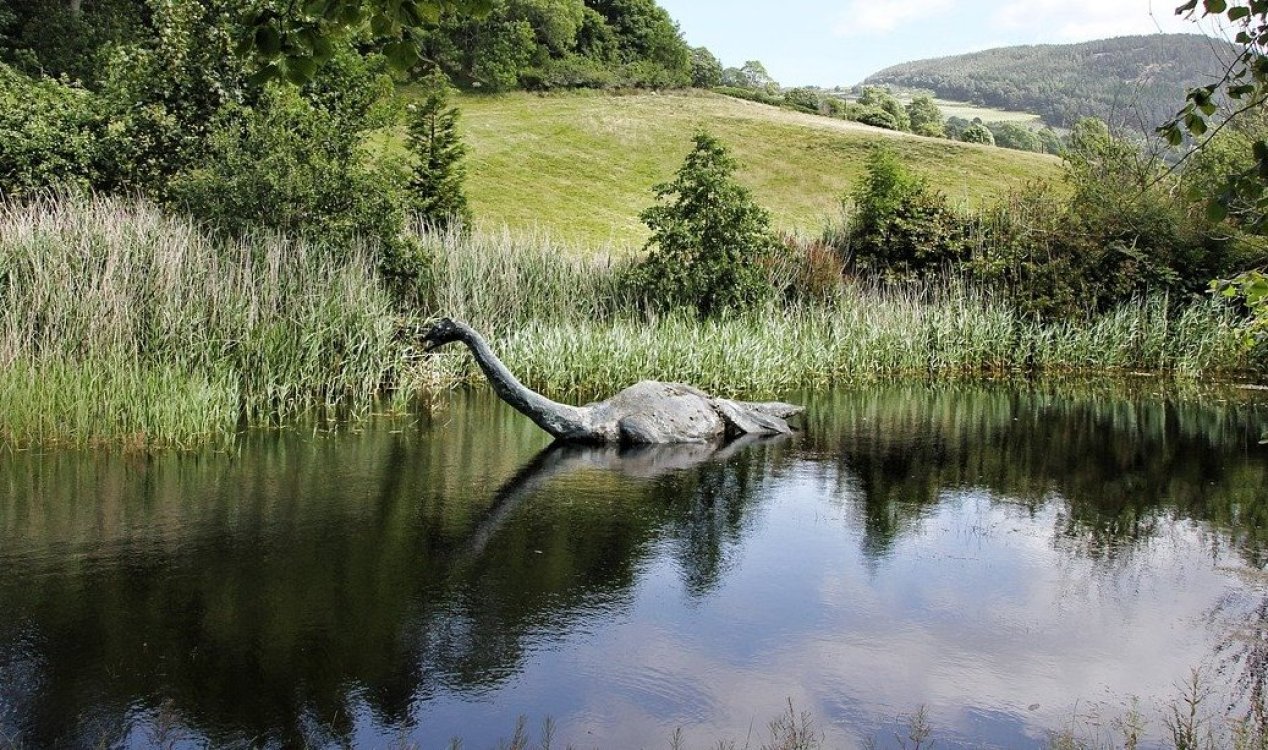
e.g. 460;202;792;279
2;384;1268;749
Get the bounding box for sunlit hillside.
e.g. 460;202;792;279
384;89;1061;248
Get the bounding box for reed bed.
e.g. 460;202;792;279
0;195;404;446
0;195;1255;447
436;295;1244;399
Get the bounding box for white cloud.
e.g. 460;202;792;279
832;0;955;37
991;0;1224;42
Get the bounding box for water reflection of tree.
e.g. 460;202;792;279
801;383;1268;563
0;399;785;748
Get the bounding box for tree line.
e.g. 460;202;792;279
863;34;1239;134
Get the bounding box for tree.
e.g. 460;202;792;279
906;94;945;137
960;122;994;145
1163;0;1268;229
989;121;1042;152
630;131;779;317
738;59;777;93
945;115;970;140
587;0;690;85
406;70;471;229
858;86;910;131
238;0;495;85
784;87;822;113
690;45;721;88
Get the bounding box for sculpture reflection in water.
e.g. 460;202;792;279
0;421;787;749
2;384;1267;748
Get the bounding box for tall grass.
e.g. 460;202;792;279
0;195;404;446
447;293;1245;399
0;195;1255;447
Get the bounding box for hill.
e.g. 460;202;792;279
383;90;1061;247
863;34;1237;133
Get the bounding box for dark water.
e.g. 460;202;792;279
2;384;1268;749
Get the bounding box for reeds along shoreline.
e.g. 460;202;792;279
0;195;1254;446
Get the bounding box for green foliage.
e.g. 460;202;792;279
1163;0;1268;232
236;0;494;85
0;0;144;83
858;86;910;131
906;94;945;138
712;84;783;107
690;45;722;88
1036;127;1064;155
415;0;691;91
630;131;780;317
406;71;471;230
0;62;99;196
721;59;778;93
585;0;690;86
833;122;1254;320
784;87;822;114
988;121;1042;152
1213;270;1268;353
844;147;972;280
960;122;994;145
945;115;970;140
166;87;406;251
867;34;1235;133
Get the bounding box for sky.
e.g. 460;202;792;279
656;0;1229;87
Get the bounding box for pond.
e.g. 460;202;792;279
2;383;1268;749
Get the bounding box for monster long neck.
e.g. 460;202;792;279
457;326;588;439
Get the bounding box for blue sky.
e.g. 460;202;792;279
657;0;1226;87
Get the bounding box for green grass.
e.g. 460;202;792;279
930;98;1044;125
0;195;407;447
0;196;1253;448
377;89;1061;247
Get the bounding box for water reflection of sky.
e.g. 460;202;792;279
1;385;1266;749
409;466;1246;750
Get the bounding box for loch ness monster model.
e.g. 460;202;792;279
420;318;804;444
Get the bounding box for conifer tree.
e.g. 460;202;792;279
632;131;779;317
406;71;471;230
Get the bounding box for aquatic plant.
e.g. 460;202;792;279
0;195;1255;447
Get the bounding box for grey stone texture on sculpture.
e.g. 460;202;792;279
420;318;804;444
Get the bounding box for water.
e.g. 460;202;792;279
1;383;1267;749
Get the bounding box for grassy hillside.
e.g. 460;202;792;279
381;90;1059;247
924;98;1042;125
865;34;1236;133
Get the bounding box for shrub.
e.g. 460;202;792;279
906;94;945;138
0;63;100;196
784;87;823;114
629;131;781;317
842;147;974;281
857;86;910;131
960;122;995;145
406;71;471;231
713;85;783;107
851;105;904;131
165;87;407;254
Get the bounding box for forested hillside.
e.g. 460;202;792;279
863;34;1237;132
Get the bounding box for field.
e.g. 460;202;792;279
379;89;1060;248
929;98;1044;125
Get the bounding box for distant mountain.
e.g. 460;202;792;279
862;34;1238;133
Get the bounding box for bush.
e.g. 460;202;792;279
166;88;407;255
521;54;618;89
713;85;783;107
0;63;100;196
406;71;471;231
629;131;781;317
784;87;823;114
851;105;904;131
960;122;995;145
841;147;974;280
